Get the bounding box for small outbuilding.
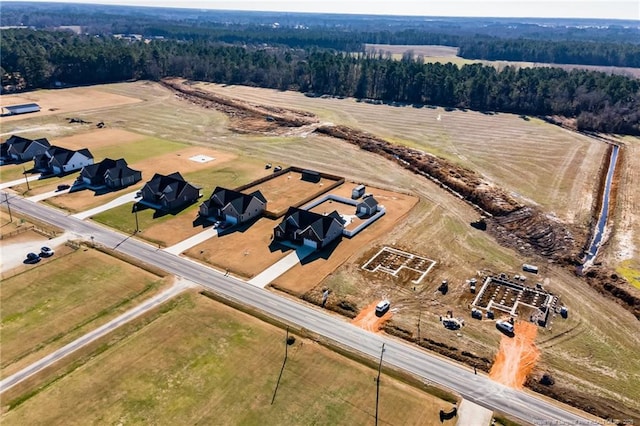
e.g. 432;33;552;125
356;195;378;216
1;103;41;117
352;184;365;199
301;169;321;183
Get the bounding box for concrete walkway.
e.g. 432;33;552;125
0;174;41;190
71;190;138;220
456;399;493;426
0;278;194;393
247;245;315;288
27;186;71;202
164;227;218;255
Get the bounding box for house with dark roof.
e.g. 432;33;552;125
274;207;345;250
356;195;379;216
139;172;200;211
199;187;266;224
0;135;51;163
34;146;94;174
79;158;142;189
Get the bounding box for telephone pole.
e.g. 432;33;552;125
375;343;385;426
4;193;13;223
23;167;30;191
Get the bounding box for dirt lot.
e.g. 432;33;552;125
242;169;339;215
1;292;456;425
186;217;290;278
352;302;393;332
272;184;418;295
0;86;142;124
489;321;540;389
0;247;167;377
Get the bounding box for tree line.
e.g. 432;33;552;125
2;29;638;135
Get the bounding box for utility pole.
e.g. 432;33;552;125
4;193;13;223
271;326;290;405
375;343;385;426
23;167;30;191
133;203;139;233
417;309;421;344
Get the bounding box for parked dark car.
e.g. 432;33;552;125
40;246;55;257
25;252;41;264
57;184;70;191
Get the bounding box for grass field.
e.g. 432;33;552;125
192;82;606;228
1;293;456;425
0;247;167;377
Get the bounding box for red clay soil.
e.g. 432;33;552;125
351;302;393;332
489;321;540;389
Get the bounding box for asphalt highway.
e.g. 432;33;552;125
4;192;598;425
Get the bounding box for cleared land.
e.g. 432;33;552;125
0;247;167;378
0;86;142;123
365;44;640;78
192;82;606;228
1;293;455;425
242;169;339;216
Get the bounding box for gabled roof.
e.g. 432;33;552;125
206;187;266;215
277;207;344;240
81;158;119;179
48;146;76;165
145;172;197;203
359;196;378;208
4;135;50;155
105;159;139;180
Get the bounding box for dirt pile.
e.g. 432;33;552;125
351;302;392;332
489;321;540;389
161;78;318;134
583;267;640;320
315;124;575;259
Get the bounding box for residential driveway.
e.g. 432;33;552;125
164;227;218;255
0;174;41;190
27;186;71;202
247;245;315;288
456;398;493;426
71;190;138;219
0;232;69;273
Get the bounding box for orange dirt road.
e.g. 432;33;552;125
352;302;392;332
489;321;540;389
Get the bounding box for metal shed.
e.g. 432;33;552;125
1;103;41;116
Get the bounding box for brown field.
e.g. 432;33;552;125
365;44;640;78
186;217;290;278
0;86;142;123
0;247;167;377
601;136;640;289
242;169;339;215
1;293;455;425
273;184;418;295
192;82;606;227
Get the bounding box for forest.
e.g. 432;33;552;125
2;28;639;135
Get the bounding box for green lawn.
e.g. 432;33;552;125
2;293;455;425
0;248;164;375
90;136;187;164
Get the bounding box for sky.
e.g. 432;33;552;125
14;1;640;20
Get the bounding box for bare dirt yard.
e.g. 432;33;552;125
272;184;418;295
241;169;340;216
0;247;168;378
0;86;142;124
1;292;456;425
186;217;291;278
489;321;540;389
352;301;393;332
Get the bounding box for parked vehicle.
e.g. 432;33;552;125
25;252;41;264
496;319;515;336
273;166;282;172
265;163;272;169
375;299;390;316
57;184;70;191
40;246;55;257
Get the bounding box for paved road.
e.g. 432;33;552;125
3;192;598;425
0;279;192;393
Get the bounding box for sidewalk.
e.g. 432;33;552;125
27;186;71;202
